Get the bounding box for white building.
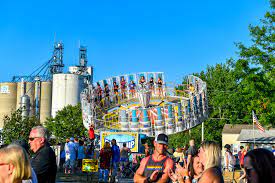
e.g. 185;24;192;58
222;124;275;156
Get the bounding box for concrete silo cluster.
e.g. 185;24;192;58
0;80;52;126
0;43;93;129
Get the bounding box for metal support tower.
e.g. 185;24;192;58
79;46;88;67
49;42;64;75
12;41;65;82
77;46;93;85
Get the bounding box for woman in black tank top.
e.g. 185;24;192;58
156;77;163;97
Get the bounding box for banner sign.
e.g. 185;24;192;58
82;159;98;172
100;131;139;152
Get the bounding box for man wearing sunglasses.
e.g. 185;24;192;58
29;126;57;183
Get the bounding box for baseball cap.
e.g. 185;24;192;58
155;133;168;145
224;144;231;149
70;137;74;141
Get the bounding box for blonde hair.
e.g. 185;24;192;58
201;141;221;169
0;144;32;182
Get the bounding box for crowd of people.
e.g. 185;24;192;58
60;124;99;175
0;126;56;183
134;134;275;183
98;139;133;182
0;125;274;183
94;76;165;105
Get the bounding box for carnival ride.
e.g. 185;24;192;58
81;72;208;137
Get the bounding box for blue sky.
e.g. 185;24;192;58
0;0;271;83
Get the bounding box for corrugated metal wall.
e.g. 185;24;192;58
0;83;17;128
40;81;52;124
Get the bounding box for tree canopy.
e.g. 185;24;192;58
170;4;274;147
45;103;87;143
2;109;41;144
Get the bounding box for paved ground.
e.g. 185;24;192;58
56;172;94;183
56;172;134;183
56;171;243;183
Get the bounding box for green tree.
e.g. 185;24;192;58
169;129;202;149
171;4;274;144
233;7;275;126
169;62;237;147
192;4;274;145
2;109;41;144
45;103;86;143
190;62;237;143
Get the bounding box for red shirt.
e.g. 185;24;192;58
240;150;246;165
88;127;95;140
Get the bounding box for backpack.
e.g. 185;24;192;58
228;152;236;166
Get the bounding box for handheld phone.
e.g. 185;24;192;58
156;171;164;180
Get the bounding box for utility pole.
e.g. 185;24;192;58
201;122;204;142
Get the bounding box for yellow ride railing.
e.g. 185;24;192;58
103;112;120;129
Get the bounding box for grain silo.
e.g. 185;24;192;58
16;82;35;115
39;81;52;124
0;82;17;128
51;73;84;117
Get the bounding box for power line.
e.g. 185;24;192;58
209;117;252;121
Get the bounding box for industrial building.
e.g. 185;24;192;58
0;43;92;128
0;81;52;126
